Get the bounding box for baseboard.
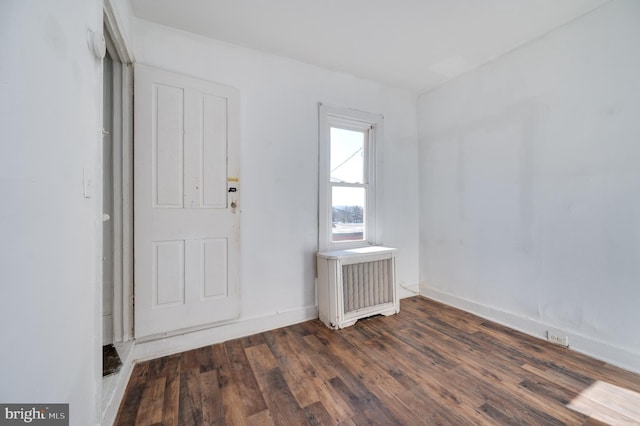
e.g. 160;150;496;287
420;286;640;374
133;305;319;362
398;283;420;299
102;341;135;426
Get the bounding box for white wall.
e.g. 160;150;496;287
0;0;103;424
133;19;419;333
418;0;640;372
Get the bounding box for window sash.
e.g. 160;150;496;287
329;126;368;185
330;182;368;243
319;103;382;251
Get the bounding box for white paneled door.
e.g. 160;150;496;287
134;64;241;338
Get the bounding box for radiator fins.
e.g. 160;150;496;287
342;259;393;314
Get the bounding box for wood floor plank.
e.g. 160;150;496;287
303;401;336;426
259;367;309;425
242;342;277;372
245;409;275;425
178;368;203;426
162;367;180;426
199;370;223;425
352;321;486;424
116;296;640;425
180;349;200;373
224;338;268;417
135;377;165;425
418;329;588;425
263;328;321;408
449;364;567;426
211;344;248;426
327;375;401;426
240;333;268;348
522;363;596;394
360;318;456;375
195;345;216;374
598;364;640;394
568;394;639;425
162;354;181;426
461;360;588;425
128;362;150;386
311;326;431;425
282;328;356;423
145;357;167;381
115;383;145;425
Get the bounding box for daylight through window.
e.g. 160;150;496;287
319;105;382;250
330;127;367;243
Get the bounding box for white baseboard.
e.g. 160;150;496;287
133;305;319;362
398;283;420;299
420;286;640;375
102;341;135;426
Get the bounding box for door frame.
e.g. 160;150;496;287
104;2;134;343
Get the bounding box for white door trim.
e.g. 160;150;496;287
103;0;134;65
103;2;134;343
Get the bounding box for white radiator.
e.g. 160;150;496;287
317;246;398;329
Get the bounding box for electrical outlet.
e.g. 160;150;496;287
547;331;569;347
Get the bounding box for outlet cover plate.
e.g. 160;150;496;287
547;331;569;347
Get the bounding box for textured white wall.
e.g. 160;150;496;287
133;18;419;324
0;0;103;424
418;0;640;372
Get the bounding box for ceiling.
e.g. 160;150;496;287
130;0;608;93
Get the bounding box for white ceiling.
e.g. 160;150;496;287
130;0;608;93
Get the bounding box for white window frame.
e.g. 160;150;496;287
318;103;383;251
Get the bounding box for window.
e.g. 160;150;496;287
319;104;383;251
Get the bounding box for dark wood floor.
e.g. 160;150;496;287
115;296;640;425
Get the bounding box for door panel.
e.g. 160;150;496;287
201;94;228;208
154;84;184;208
134;64;241;338
203;238;228;299
153;240;185;306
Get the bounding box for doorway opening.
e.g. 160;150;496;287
101;4;135;422
101;19;134;368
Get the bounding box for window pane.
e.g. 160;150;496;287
330;127;364;184
332;186;365;242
